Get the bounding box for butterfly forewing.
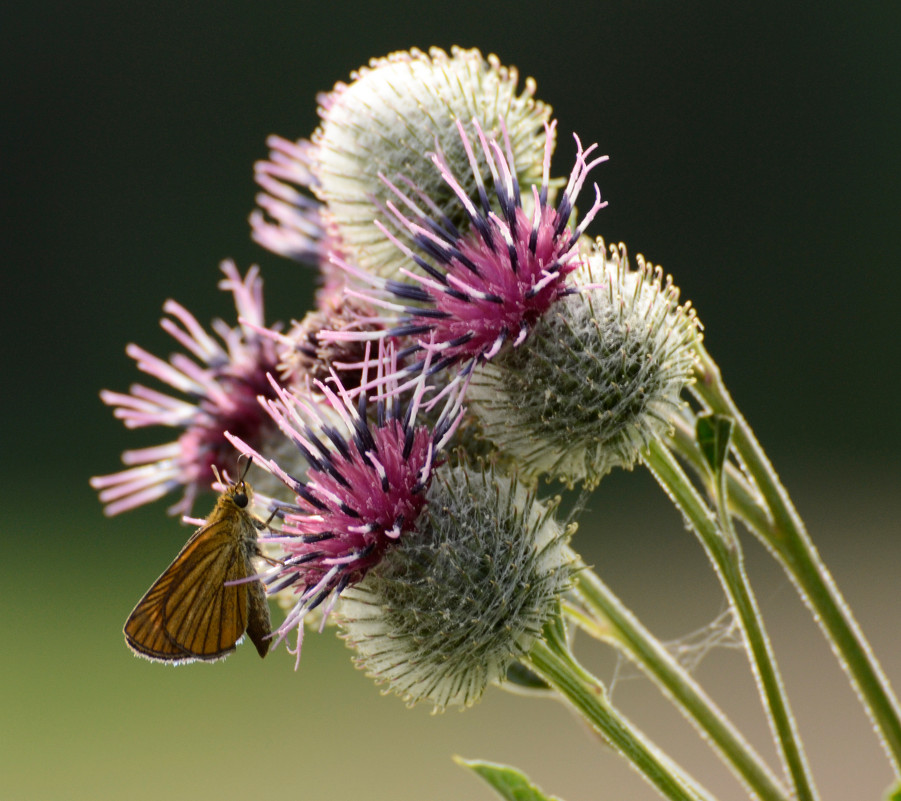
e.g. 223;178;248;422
123;479;271;663
160;519;248;659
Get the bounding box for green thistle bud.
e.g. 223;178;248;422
338;463;575;711
313;46;552;278
468;240;702;488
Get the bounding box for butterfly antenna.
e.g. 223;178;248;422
237;453;254;483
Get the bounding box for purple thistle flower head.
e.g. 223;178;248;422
90;262;282;517
326;118;607;375
226;344;464;666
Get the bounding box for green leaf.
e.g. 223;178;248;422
885;781;901;801
696;413;734;478
505;661;551;691
455;758;564;801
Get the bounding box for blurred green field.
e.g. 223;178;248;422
4;468;899;801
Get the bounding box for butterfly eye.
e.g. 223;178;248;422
234;491;249;508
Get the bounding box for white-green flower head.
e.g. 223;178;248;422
338;463;575;711
468;240;702;488
313;46;553;279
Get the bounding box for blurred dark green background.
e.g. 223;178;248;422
3;2;899;800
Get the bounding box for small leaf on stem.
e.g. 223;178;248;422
696;413;734;479
455;758;565;801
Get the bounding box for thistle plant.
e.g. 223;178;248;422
94;46;901;801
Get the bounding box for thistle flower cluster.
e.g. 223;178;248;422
96;47;702;708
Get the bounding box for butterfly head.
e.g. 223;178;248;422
232;483;250;509
211;460;255;511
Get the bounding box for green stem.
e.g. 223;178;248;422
527;619;714;801
690;343;901;775
644;439;819;801
572;565;790;801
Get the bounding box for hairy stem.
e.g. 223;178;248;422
526;617;715;801
644;440;819;801
571;564;790;801
688;343;901;776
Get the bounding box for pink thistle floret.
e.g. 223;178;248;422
226;345;463;667
326;118;607;375
90;262;282;517
250;135;350;304
250;136;326;266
